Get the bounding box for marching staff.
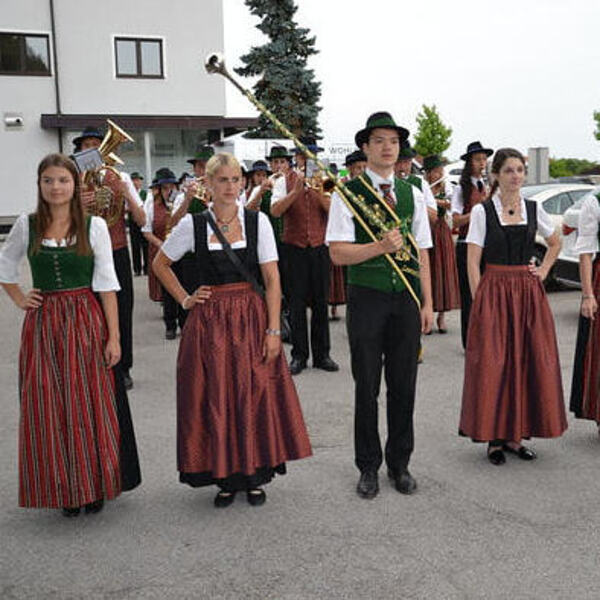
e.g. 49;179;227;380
129;172;149;276
142;168;186;339
271;138;339;375
459;148;567;464
451;141;493;349
423;155;460;332
570;189;600;430
75;126;145;390
0;153;140;516
327;112;434;499
153;152;311;508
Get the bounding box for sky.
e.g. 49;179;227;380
222;0;600;162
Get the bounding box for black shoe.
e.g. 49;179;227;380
356;470;379;499
289;358;307;376
313;356;339;372
503;444;537;461
165;328;177;340
84;499;104;514
61;507;81;518
123;371;133;390
134;272;141;277
246;489;266;506
214;491;236;508
487;447;506;466
389;469;417;495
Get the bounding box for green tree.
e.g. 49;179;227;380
412;104;452;157
594;110;600;141
235;0;322;139
549;157;599;178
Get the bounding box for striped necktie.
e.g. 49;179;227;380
379;183;395;208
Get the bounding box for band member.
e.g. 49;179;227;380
422;155;460;332
153;152;312;507
395;141;437;217
451;141;493;349
271;138;339;375
129;172;149;276
459;148;567;464
570;190;600;430
0;153;140;516
142;168;185;339
326;112;434;499
75;126;146;390
343;150;367;181
246;159;283;241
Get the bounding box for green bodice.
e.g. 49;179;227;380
259;191;283;243
27;215;94;291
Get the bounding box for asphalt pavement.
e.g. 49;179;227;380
1;272;599;600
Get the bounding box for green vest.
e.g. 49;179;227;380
406;174;423;191
259;190;283;243
27;215;94;291
188;197;205;214
345;175;421;295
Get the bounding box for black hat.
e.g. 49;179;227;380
344;150;367;166
154;167;178;185
266;145;293;160
355;112;409;148
460;141;493;161
150;178;159;189
397;140;417;160
187;145;215;164
294;136;324;154
422;155;445;172
249;159;271;175
178;171;191;184
130;171;144;180
72;126;104;148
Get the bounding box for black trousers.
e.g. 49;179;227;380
347;285;421;474
285;244;331;363
163;260;187;331
113;247;134;372
456;242;471;349
129;220;148;275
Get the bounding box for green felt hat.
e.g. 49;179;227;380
187;145;215;164
397;140;416;160
266;145;293;160
422;155;444;171
355;112;409;148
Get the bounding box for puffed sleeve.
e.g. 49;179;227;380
121;172;144;208
256;212;278;263
325;191;356;243
0;214;29;284
421;180;437;210
161;214;195;262
141;196;154;233
411;188;433;249
90;217;121;292
465;203;486;247
451;185;464;214
536;203;556;239
575;194;600;255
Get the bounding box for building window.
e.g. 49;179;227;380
115;37;163;79
0;33;51;76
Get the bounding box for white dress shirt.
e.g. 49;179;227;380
161;202;278;264
450;177;486;215
466;193;556;247
0;215;120;291
575;193;600;255
325;168;433;249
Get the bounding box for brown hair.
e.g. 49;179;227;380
31;153;92;255
487;148;526;199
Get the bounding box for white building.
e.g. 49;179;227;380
0;0;256;225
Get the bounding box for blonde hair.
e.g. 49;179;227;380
205;152;241;178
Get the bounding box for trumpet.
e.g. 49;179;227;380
82;119;134;227
204;52;421;307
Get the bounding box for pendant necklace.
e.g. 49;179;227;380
216;211;237;233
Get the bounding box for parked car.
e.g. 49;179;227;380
521;183;594;287
554;186;600;287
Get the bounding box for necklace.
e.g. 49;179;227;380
215;211;238;233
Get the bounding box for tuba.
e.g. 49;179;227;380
82;119;134;227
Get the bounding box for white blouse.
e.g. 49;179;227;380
325;168;433;249
575;192;600;255
450;177;487;215
466;194;556;247
161;203;278;264
0;215;120;291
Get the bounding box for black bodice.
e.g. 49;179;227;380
191;209;262;285
482;199;537;266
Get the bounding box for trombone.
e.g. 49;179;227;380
204;52;422;308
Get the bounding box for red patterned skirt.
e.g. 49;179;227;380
147;243;163;302
177;282;312;490
430;219;460;312
460;265;567;442
18;288;121;508
329;263;346;306
570;260;600;421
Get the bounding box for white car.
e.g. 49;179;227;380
555;186;600;287
521;183;594;287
